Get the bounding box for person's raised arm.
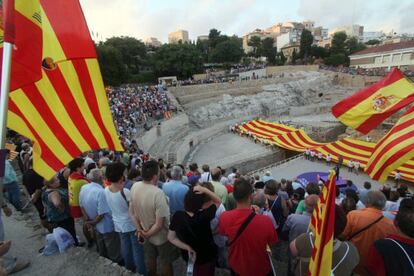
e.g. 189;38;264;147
193;185;221;207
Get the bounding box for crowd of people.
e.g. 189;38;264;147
2;132;414;275
319;64;414;78
107;84;174;144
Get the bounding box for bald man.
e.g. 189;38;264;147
282;194;319;242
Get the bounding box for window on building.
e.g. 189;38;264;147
402;53;411;61
392;54;401;62
382;55;390;63
374;56;382;64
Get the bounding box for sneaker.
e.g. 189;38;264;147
9;260;30;274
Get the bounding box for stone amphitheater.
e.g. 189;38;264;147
137;65;383;174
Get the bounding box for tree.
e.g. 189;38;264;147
310;45;328;59
292;49;299;64
275;51;286;65
247;36;262;57
208;28;224;49
366;39;380;45
299;29;314;61
96;43;127;86
196;38;209;63
152;43;203;79
209;37;244;63
260;37;277;64
346;36;367;55
105;36;147;75
324;32;349;66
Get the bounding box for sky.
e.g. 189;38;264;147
79;0;414;43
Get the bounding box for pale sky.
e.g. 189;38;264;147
79;0;414;43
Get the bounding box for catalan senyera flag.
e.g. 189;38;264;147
0;0;43;91
332;68;414;134
365;105;414;182
2;0;123;179
308;171;336;276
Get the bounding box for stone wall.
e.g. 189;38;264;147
230;148;286;175
321;70;381;88
137;113;189;152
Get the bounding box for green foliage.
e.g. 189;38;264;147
105;36;147;75
366;39;380;45
248;36;262;57
209;36;244;63
260;37;277;64
152;43;203;79
96;43;127;86
346;36;367;54
292;49;299;64
275;51;286;65
324;53;348;66
299;29;313;61
310;45;328;59
330;32;348;55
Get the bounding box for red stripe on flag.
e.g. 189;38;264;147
367;129;414;176
241;124;274;138
2;0;15;43
250;121;288;136
295;131;324;147
40;0;96;60
22;84;82;157
8;101;64;170
255;120;294;133
44;65;100;150
332;68;404;117
340;139;373;152
72;59;115;149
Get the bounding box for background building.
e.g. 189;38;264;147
242;29;275;54
329;24;364;41
144;37;162;48
349;41;414;70
168;29;189;44
281;44;300;63
197;35;209;41
362;31;385;43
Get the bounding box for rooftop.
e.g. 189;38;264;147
351;40;414;56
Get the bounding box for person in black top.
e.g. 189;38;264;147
22;159;51;232
168;183;221;276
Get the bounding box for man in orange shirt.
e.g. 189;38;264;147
341;191;397;275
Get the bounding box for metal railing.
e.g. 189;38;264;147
246;153;305;176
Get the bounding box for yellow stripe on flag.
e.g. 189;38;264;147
15;0;42;28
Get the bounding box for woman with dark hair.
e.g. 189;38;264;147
290;205;360;276
168;184;221;276
124;168;141;190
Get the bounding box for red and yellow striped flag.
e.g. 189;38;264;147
2;0;123;179
332;68;414;134
365;105;414;182
0;0;43;90
308;171;336;276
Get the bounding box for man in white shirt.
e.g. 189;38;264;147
326;153;331;166
200;164;212;182
348;160;354;173
80;169;121;263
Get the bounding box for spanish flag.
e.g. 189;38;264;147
2;0;123;179
365;105;414;182
308;171;336;276
332;68;414;134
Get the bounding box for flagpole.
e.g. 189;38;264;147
0;42;13;207
0;42;12;147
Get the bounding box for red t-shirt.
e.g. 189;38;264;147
219;208;278;276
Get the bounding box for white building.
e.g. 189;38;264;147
349;41;414;70
329;24;364;41
362;31;385;43
144;37;161;48
276;31;299;51
168;30;189;44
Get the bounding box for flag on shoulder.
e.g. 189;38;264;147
2;0;123;180
365;105;414;182
332;68;414;134
308;171;336;276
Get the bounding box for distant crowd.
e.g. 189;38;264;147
2;132;414;275
107;84;174;144
319;64;414;77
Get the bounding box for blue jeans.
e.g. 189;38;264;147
119;231;147;275
4;181;22;211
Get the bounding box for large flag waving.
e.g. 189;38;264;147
308;171;336;276
332;68;414;134
365;105;414;182
2;0;123;179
